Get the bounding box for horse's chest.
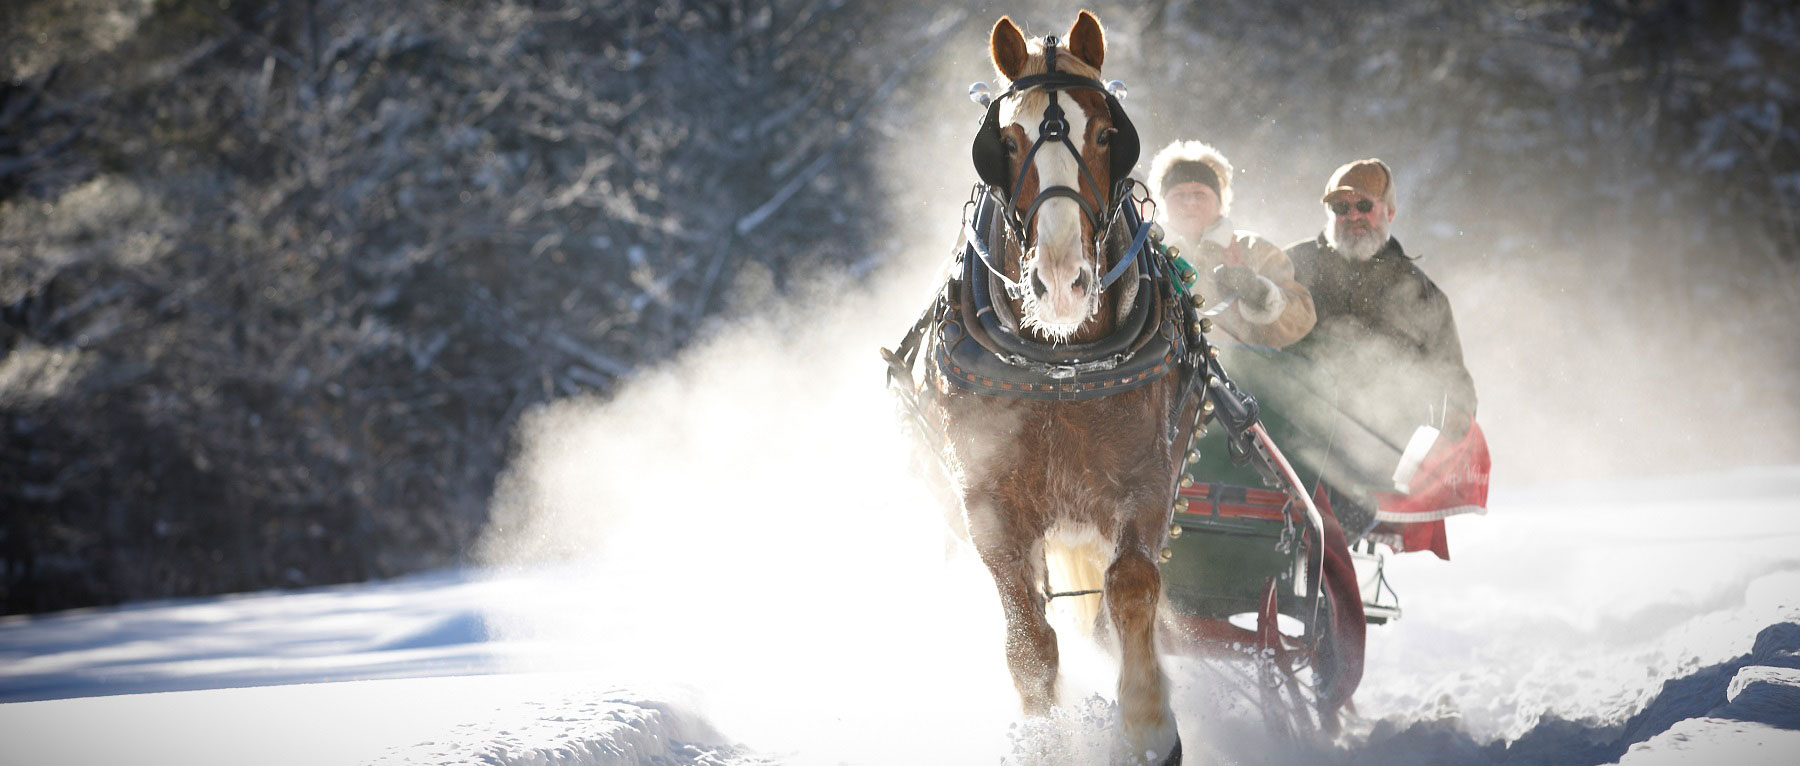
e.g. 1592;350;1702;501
943;393;1171;514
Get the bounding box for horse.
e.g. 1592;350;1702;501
887;11;1206;764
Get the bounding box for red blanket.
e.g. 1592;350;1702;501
1368;419;1491;560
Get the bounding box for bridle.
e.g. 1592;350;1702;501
966;36;1150;300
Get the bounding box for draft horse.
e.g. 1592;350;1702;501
886;12;1212;764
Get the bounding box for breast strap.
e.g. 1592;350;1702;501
934;226;1188;401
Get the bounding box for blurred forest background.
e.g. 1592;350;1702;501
2;0;1796;615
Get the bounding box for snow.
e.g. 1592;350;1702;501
1362;467;1800;743
1617;719;1800;766
2;469;1797;765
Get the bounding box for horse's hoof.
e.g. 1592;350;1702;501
1159;738;1182;766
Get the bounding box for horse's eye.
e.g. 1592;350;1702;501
1002;137;1019;154
1098;128;1117;147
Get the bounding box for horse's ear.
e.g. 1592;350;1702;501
1067;10;1105;70
990;17;1028;80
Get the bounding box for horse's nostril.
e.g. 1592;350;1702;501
1030;270;1049;299
1072;270;1091;295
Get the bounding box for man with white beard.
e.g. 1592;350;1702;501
1282;159;1479;541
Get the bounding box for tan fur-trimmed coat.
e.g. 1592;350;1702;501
1168;225;1317;349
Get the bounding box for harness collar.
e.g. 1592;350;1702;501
935;191;1190;402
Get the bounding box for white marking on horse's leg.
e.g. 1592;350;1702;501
1044;523;1110;637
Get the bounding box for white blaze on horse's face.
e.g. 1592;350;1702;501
1006;92;1099;342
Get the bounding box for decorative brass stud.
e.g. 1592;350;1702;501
1190;294;1206;309
1166;245;1181;260
1191;321;1203;336
1169;524;1183;539
1159;546;1174;563
1199;318;1214;333
1172;498;1188;513
1208;346;1220;359
1186;449;1201;465
1202;400;1215;415
1180;475;1195;488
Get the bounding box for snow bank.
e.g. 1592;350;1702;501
0;674;755;766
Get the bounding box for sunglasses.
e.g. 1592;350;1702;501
1332;199;1376;216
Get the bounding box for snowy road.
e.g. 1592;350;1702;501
2;469;1797;765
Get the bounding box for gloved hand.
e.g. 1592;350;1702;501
1211;264;1257;298
1212;264;1278;313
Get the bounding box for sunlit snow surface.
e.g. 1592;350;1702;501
2;468;1798;765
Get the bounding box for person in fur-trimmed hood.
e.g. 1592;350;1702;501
1149;140;1315;348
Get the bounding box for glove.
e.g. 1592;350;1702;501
1212;264;1278;314
1211;264;1259;298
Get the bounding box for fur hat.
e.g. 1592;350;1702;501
1149;140;1234;217
1321;158;1397;208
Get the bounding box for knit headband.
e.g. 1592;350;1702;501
1162;160;1221;199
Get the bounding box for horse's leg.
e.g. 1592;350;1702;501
1107;523;1181;765
995;555;1059;714
971;504;1058;714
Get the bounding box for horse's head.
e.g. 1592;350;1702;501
973;11;1139;343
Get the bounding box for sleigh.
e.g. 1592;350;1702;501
1151;344;1388;737
1154;341;1487;736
